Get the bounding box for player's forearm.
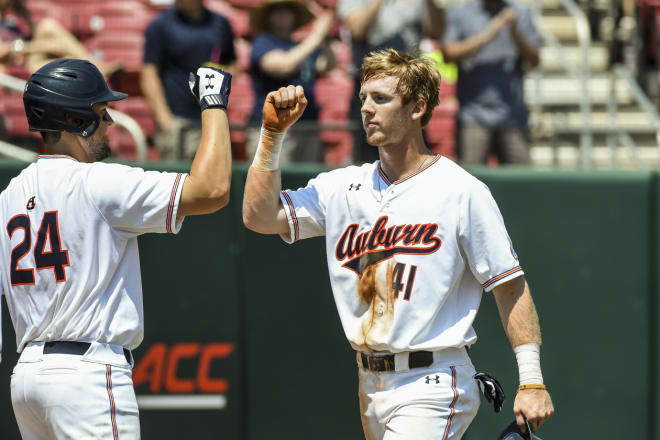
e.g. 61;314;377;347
493;277;542;347
243;167;287;234
423;0;445;39
442;17;505;62
344;0;383;41
186;109;232;212
243;126;287;234
260;35;324;79
510;27;539;67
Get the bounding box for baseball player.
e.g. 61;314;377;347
242;48;554;438
0;58;232;438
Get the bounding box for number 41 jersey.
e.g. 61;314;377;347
279;156;524;353
0;156;186;360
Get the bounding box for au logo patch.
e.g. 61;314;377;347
26;196;35;210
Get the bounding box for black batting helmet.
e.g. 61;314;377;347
23;58;127;137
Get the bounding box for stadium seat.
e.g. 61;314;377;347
74;3;155;36
110;97;156;138
425;100;457;158
26;1;71;30
140;0;173;11
85;33;145;73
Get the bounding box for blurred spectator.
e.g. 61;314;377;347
442;0;539;165
338;0;444;164
608;0;636;69
246;0;336;164
0;0;120;74
141;0;236;161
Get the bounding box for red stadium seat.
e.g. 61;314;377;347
110;97;156;137
139;0;173;11
425;99;457;158
323;132;352;166
106;125;141;159
85;33;145;73
26;1;72;30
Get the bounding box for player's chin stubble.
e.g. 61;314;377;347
89;135;111;161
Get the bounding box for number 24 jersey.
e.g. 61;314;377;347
0;156;186;360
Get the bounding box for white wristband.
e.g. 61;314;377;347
514;343;544;385
251;126;285;171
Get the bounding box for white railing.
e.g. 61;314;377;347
561;0;593;169
0;72;147;162
530;0;592;168
607;65;660;169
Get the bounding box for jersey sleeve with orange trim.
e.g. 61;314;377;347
84;163;187;236
279;172;332;244
459;179;523;292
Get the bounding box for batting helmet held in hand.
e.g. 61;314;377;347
23;58;127;137
498;420;543;440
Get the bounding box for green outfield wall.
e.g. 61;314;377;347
0;160;656;439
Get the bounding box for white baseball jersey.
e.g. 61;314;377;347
0;155;186;359
279;155;523;353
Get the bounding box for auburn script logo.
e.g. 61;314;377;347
335;216;442;274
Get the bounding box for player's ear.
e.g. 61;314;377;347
410;99;426;122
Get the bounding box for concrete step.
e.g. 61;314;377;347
540;111;658;133
540;45;609;73
524;75;634;105
530;0;609;12
531;144;660;169
540;15;580;42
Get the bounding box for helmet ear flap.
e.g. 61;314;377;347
30;107;45;121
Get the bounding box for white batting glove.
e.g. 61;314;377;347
188;66;232;111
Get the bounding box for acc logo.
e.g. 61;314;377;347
133;342;234;393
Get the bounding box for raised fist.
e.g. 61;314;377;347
188;66;232;111
262;85;308;133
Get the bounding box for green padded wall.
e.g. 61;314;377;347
0;160;655;439
465;169;652;439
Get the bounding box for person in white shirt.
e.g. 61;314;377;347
242;48;554;438
1;58;232;439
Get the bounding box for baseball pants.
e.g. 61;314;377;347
11;341;140;439
357;348;480;440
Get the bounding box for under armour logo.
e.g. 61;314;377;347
349;183;361;191
205;74;215;90
425;375;440;384
26;196;35;210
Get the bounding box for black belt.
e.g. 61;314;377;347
43;341;132;365
360;351;433;372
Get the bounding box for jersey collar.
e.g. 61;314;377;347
376;154;441;186
38;155;78;162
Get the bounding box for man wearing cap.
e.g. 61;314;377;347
246;0;336;164
141;0;237;161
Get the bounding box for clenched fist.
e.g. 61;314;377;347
262;85;307;133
